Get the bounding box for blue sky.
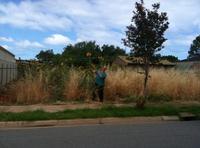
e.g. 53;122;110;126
0;0;200;60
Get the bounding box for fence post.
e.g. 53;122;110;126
0;64;2;85
10;63;11;82
5;63;7;85
12;63;14;80
2;63;5;85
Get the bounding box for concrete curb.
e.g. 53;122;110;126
0;117;166;129
161;116;180;121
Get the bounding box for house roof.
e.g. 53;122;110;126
117;56;176;66
118;56;146;65
158;59;176;65
0;46;15;57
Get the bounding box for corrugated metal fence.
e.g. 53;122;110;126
0;63;17;86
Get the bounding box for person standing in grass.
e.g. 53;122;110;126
92;66;107;102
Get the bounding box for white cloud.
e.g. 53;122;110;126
0;0;133;44
0;1;72;30
173;35;196;46
15;40;44;49
0;0;200;59
0;36;14;42
76;28;124;47
140;0;200;32
44;34;71;45
1;0;200;37
0;0;200;33
167;34;197;46
159;0;200;32
162;34;198;59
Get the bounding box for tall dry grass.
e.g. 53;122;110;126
7;71;50;104
148;69;200;100
105;68;200;101
63;68;200;102
63;69;95;101
104;69;144;100
63;69;83;100
4;67;200;104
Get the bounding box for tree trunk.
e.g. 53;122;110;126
136;57;149;109
143;60;149;97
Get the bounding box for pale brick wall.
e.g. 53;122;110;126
0;47;17;86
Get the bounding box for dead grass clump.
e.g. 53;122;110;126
104;69;143;100
63;69;83;100
148;69;200;101
105;68;200;102
7;72;49;104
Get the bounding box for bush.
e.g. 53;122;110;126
48;66;69;101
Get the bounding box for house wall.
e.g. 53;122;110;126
0;49;16;63
113;57;175;69
0;48;17;86
176;61;200;71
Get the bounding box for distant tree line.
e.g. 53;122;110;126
36;41;126;67
36;41;179;67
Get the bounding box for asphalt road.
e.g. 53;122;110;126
0;121;200;148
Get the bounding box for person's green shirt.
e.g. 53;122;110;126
95;70;107;87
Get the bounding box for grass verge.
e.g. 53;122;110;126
0;105;200;121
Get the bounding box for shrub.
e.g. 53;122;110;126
47;66;69;101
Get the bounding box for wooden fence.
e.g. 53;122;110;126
0;63;17;86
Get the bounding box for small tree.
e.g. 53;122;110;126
102;45;126;65
36;49;55;63
188;35;200;59
123;0;169;108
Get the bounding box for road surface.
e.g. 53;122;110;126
0;121;199;148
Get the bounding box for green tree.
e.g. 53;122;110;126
52;53;62;65
62;41;102;67
36;49;55;63
102;45;126;65
123;0;169;108
188;35;200;59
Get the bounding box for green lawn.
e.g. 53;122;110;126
0;105;200;121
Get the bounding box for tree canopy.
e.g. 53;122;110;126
36;49;55;63
123;0;169;61
36;41;126;67
188;35;200;59
62;41;102;67
102;45;126;65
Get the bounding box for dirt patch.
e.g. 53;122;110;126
0;102;133;113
